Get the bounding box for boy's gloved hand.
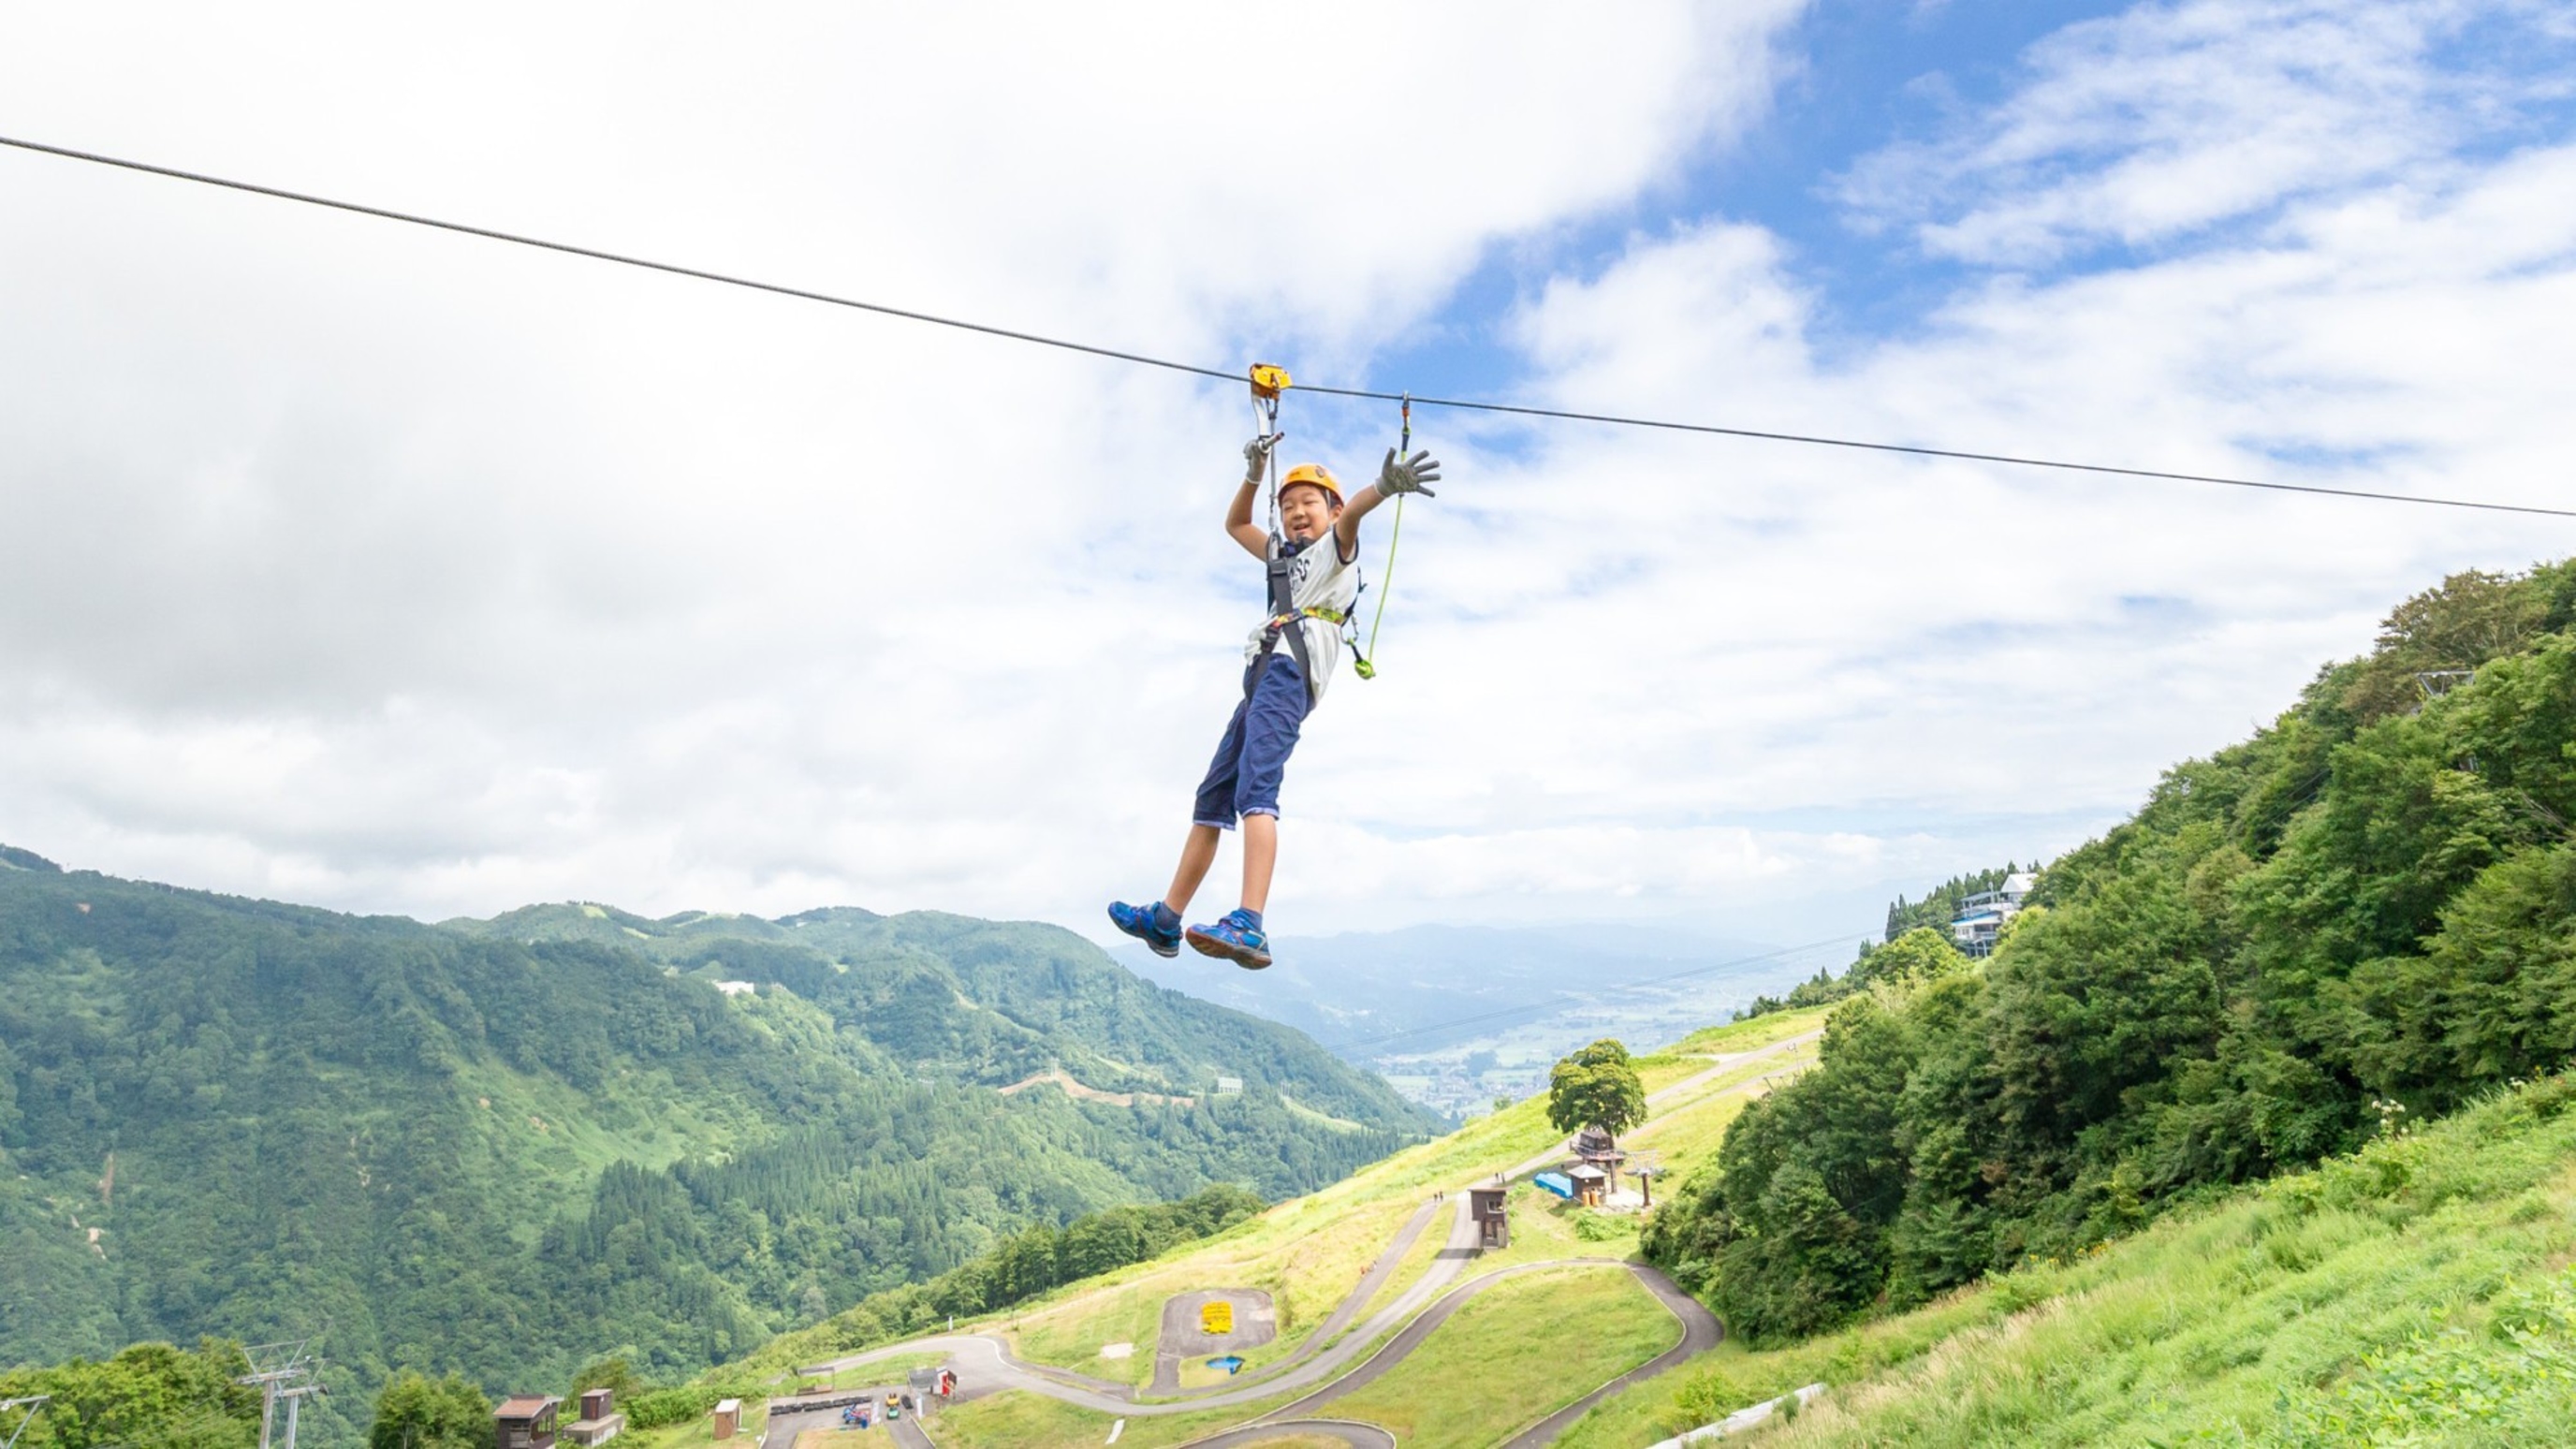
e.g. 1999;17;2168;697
1378;448;1442;498
1243;433;1282;486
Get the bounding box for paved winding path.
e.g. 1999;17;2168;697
1177;1419;1398;1448
1499;1264;1722;1448
1253;1258;1718;1442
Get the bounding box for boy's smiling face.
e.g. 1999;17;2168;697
1279;482;1342;543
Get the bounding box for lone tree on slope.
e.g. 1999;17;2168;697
1547;1038;1647;1140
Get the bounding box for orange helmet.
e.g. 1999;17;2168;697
1280;462;1343;506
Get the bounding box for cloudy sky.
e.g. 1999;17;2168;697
4;0;2573;944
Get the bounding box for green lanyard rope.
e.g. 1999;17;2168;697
1352;396;1410;681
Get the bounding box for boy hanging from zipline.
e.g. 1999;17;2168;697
1109;429;1441;970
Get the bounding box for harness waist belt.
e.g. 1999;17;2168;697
1264;606;1349;632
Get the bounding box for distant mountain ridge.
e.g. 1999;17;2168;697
1121;921;1787;1057
0;856;1433;1427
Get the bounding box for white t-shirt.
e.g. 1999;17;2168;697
1242;532;1359;704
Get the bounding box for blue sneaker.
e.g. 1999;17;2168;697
1185;909;1272;971
1108;900;1182;958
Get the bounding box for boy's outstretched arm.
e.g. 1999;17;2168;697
1335;447;1442;557
1227;437;1272;559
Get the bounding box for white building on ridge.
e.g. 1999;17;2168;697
1950;872;2038;957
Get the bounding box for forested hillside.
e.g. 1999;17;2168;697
0;859;1432;1418
1646;564;2576;1342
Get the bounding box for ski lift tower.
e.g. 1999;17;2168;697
3;1396;50;1449
237;1340;325;1449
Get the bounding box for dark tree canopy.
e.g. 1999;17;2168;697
0;1339;259;1449
369;1372;491;1449
1548;1038;1647;1138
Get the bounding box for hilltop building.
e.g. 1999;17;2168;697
1565;1125;1631;1208
494;1397;559;1449
1950;871;2037;957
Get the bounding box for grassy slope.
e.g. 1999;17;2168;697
977;1010;1829;1386
743;1011;1826;1449
1559;1068;2576;1447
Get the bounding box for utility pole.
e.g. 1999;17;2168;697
237;1340;322;1449
2;1396;50;1449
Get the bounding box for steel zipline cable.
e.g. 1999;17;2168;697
6;130;2571;520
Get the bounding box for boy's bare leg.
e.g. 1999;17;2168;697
1239;813;1278;915
1163;824;1222;915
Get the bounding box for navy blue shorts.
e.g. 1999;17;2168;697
1193;655;1310;827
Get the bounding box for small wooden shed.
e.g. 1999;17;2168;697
1568;1164;1609;1208
710;1399;740;1442
563;1388;624;1447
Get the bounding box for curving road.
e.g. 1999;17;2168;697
1500;1264;1721;1448
1178;1418;1398;1448
1255;1258;1718;1441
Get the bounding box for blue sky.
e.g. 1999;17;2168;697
1368;0;2148;400
4;1;2574;943
1358;0;2576;433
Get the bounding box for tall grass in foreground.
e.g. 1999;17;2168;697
1560;1070;2576;1447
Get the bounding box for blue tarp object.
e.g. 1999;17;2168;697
1535;1171;1575;1199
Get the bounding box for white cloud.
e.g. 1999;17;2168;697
0;0;1812;923
3;0;2573;946
1839;0;2559;266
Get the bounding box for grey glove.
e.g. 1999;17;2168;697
1377;447;1442;498
1243;433;1282;486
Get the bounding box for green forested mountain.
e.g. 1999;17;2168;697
1646;564;2576;1342
0;859;1433;1420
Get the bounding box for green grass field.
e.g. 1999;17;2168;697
1559;1069;2576;1447
1325;1264;1678;1448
